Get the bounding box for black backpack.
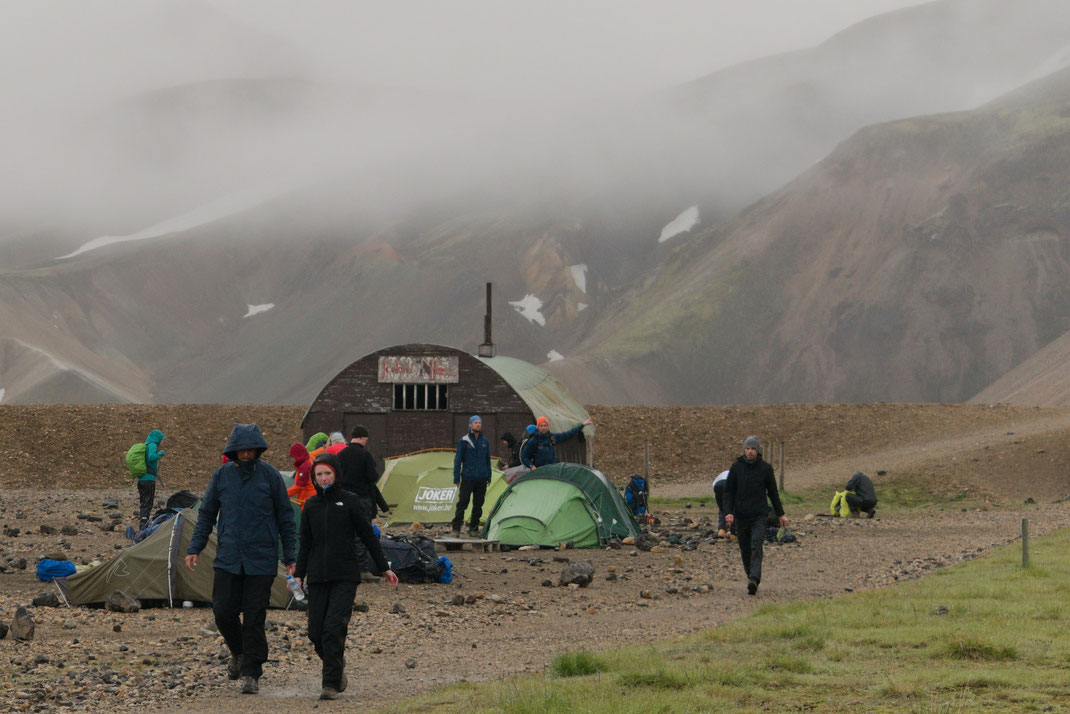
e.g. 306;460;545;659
360;535;445;583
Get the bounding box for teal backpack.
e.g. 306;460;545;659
125;443;148;478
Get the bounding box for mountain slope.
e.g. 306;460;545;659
560;66;1070;404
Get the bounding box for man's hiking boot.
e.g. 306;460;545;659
865;509;876;519
451;523;461;536
747;579;758;596
339;671;348;693
227;653;243;680
467;525;479;536
240;676;259;694
319;687;339;700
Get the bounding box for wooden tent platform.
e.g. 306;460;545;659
435;537;501;553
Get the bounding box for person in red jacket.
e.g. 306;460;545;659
287;443;316;506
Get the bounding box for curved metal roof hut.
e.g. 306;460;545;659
301;344;594;470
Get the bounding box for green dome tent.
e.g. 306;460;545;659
378;449;455;507
55;499;302;609
483;463;641;547
384;450;507;526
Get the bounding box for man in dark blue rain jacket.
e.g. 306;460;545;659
452;415;491;536
185;423;297;695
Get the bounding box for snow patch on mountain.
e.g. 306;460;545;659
509;294;546;326
56;187;278;260
243;303;275;318
658;206;700;243
578;302;588;312
0;388;5;403
547;350;564;362
569;264;588;293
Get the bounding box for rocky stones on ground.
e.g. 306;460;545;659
560;561;595;588
405;658;417;669
390;603;407;614
635;534;659;551
105;590;141;613
39;524;57;535
353;601;369;613
3;526;20;537
0;622;8;639
32;591;62;608
11;605;35;640
61;525;80;536
45;551;69;561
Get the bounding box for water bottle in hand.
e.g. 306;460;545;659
286;575;305;602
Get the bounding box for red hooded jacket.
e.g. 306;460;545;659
287;443;316;505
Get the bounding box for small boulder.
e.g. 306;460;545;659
0;622;8;639
353;601;370;613
60;525;80;536
104;591;141;614
635;534;659;551
390;603;407;614
39;525;57;535
450;594;465;606
560;561;595;588
32;592;62;608
10;606;35;640
405;658;417;669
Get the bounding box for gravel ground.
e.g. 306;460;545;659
1;488;1066;713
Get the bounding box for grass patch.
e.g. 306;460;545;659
551;650;604;677
943;635;1018;661
384;528;1070;714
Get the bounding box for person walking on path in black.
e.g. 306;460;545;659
845;471;878;517
184;423;297;694
338;425;389;520
452;415;491;535
294;452;398;700
724;436;787;596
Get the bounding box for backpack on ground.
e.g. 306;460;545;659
624;475;649;516
358;535;446;584
830;490;853;518
124;443;148;478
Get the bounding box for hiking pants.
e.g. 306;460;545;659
845;493;877;514
212;570;274;678
307;579;358;689
452;479;488;530
736;516;767;584
136;479;156;530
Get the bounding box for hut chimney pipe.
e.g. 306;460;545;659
478;282;496;357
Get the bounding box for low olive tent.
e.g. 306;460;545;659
483;463;641;547
383;450;507;526
55;502;301;608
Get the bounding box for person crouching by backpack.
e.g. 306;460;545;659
452;415;491;536
724;436;787;596
294;452;398;701
136;430;166;531
845;471;878;518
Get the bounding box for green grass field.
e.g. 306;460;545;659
383;527;1070;713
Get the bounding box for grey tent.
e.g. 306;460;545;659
55;503;300;608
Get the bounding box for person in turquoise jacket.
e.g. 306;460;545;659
137;429;166;530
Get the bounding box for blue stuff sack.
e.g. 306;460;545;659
437;556;453;584
37;558;77;582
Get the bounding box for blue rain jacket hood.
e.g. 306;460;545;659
222;423;269;461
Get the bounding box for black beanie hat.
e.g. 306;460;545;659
351;425;369;439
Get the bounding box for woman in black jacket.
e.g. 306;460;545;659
295;452;398;700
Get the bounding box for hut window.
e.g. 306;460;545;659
393;383;448;410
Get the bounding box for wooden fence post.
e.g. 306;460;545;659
1022;518;1030;568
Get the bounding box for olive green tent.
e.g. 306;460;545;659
55;500;302;609
483;463;641;547
378;450;456;507
384;451;507;526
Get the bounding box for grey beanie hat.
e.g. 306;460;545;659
743;436;761;452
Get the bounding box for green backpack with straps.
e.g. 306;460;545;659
125;443;148;478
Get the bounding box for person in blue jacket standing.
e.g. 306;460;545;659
452;415;491;536
184;423;297;695
521;415;593;468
